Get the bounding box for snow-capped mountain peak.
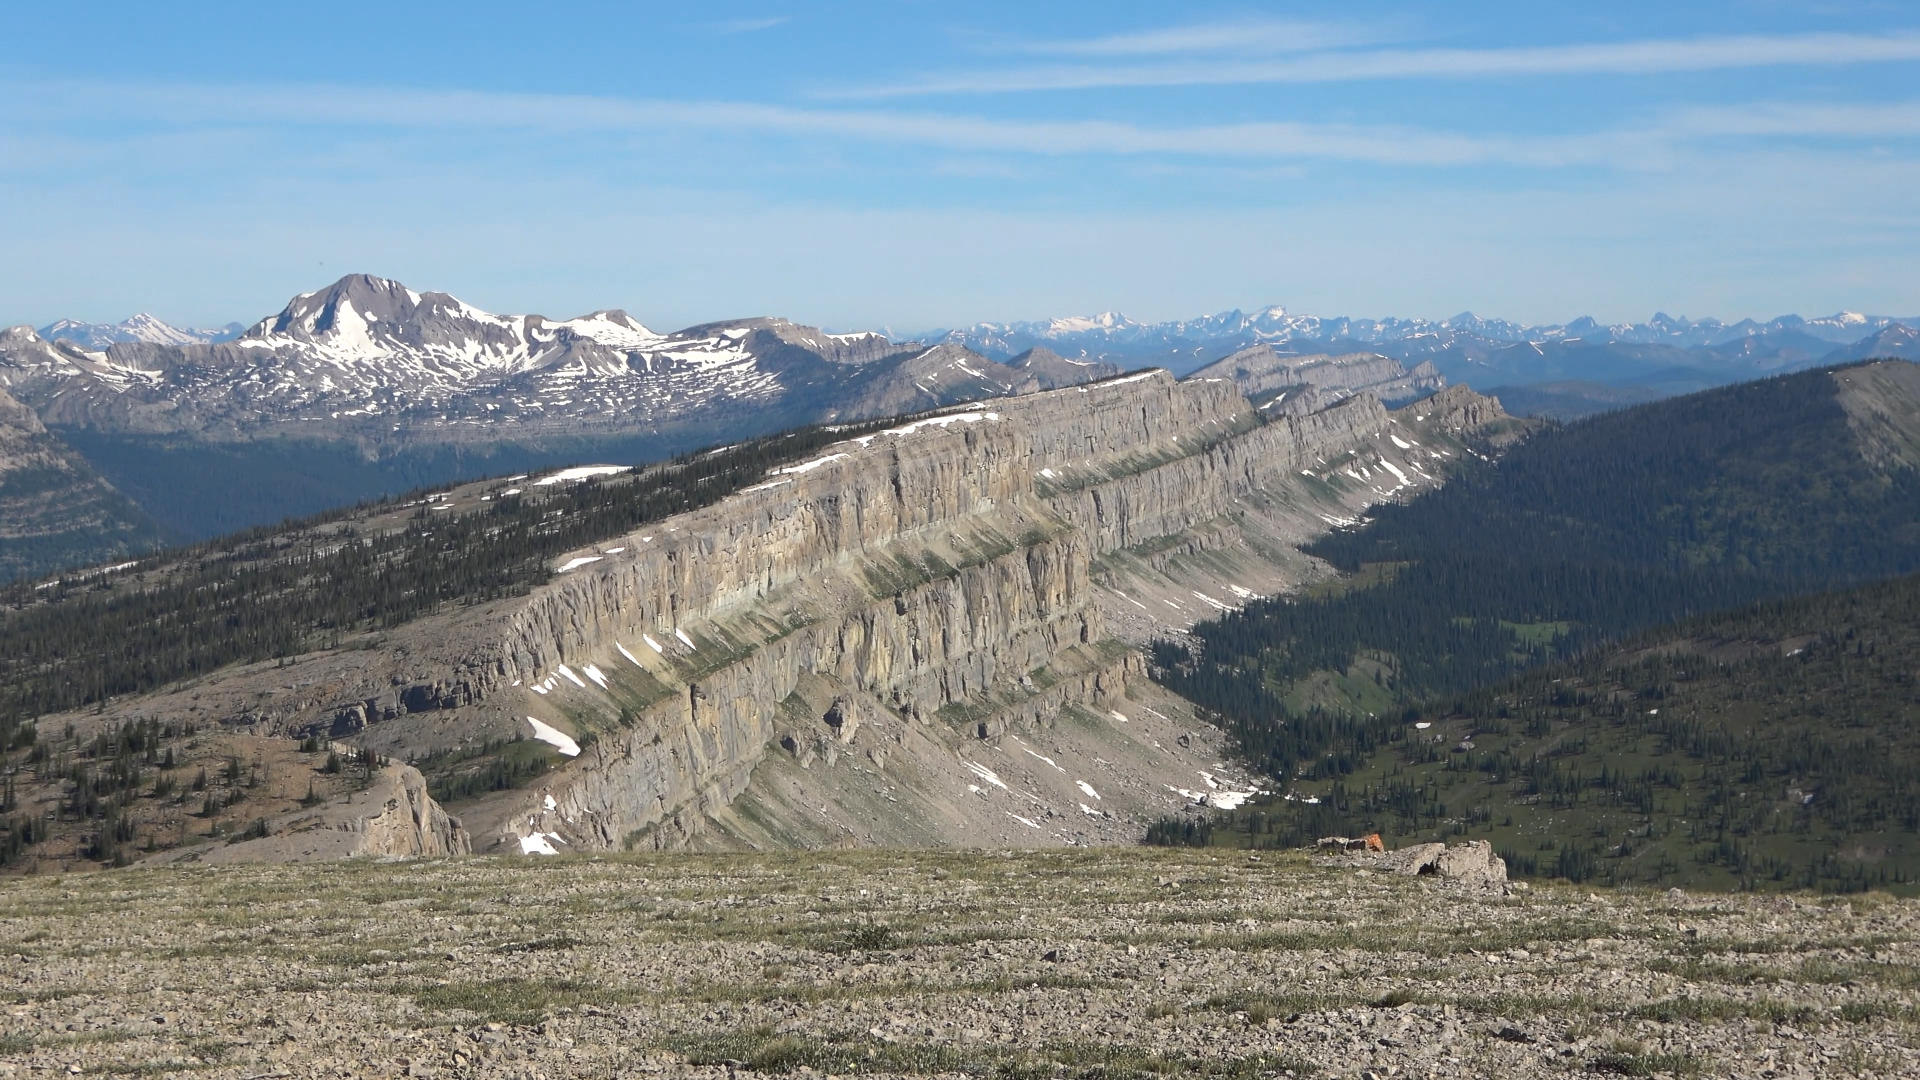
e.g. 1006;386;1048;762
40;313;242;349
3;274;926;438
1047;311;1139;335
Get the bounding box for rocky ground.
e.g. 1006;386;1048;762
3;849;1916;1079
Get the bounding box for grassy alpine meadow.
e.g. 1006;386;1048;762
2;847;1918;1078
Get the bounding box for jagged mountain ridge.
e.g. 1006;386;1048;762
1;275;966;440
40;313;244;349
929;306;1917;359
924;305;1920;392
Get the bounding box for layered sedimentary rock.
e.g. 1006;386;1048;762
0;382;168;581
418;371;1494;852
43;368;1503;856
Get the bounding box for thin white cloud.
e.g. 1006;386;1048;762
1663;100;1920;139
1008;19;1369;57
5;79;1639;169
8;80;1917;176
835;30;1920;97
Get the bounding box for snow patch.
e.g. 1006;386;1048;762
534;465;630;486
963;760;1009;790
853;411;1000;447
556;556;603;573
526;717;581;757
773;452;849;476
1076;780;1102;800
1020;746;1066;773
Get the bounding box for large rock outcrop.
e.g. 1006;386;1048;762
1317;839;1509;887
148;763;471;865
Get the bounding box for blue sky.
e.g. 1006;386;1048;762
3;2;1918;331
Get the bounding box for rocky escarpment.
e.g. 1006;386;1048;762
21;369;1507;859
392;371;1504;853
0;382;168;582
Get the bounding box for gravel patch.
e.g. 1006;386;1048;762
2;850;1916;1078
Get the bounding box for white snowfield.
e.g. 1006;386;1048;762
526;716;581;757
518;833;561;856
854;410;1001;447
534;465;630;486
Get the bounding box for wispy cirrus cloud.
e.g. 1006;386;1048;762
832;30;1920;97
0;79;1641;169
9;79;1918;174
1002;19;1374;57
1663;100;1920;139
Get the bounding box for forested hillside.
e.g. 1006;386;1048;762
0;418;896;752
1153;361;1920;719
1153;569;1920;894
1149;361;1920;892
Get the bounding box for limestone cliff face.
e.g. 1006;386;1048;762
443;371;1492;852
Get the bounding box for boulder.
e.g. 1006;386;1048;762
1318;839;1508;886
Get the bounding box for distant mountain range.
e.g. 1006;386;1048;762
0;275;1138;553
7;275;1917;558
922;306;1920;402
41;313;245;348
28;293;1918;422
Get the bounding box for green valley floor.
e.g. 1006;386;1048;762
2;849;1916;1078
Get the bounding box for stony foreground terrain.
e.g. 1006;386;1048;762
3;850;1917;1079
